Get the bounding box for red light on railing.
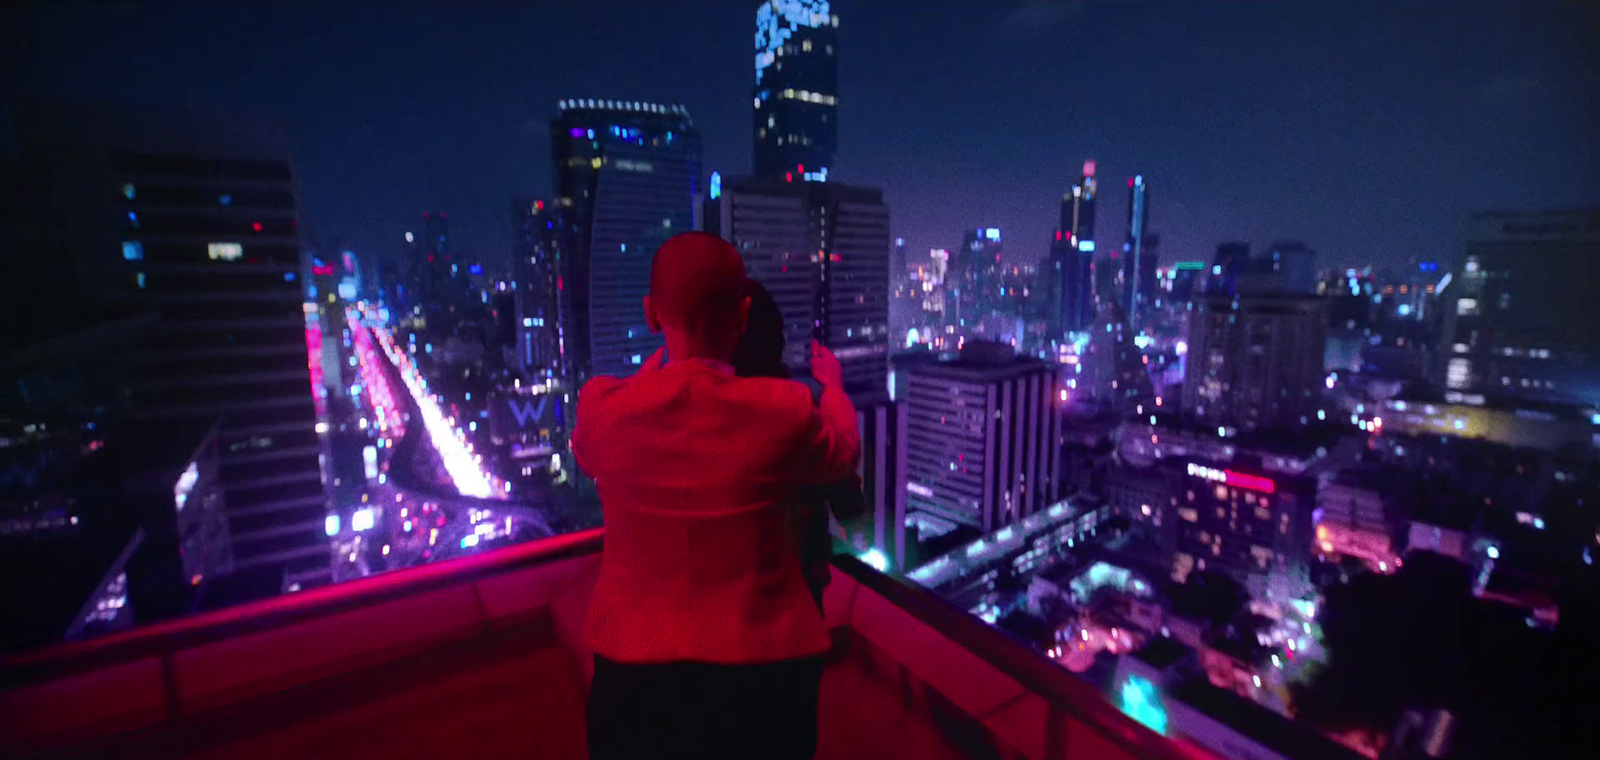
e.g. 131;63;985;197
252;221;263;232
1224;470;1276;494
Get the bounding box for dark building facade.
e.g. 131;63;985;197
1437;209;1600;406
1047;161;1098;334
707;175;890;393
511;198;567;379
753;0;840;181
551;99;703;386
1210;242;1251;297
899;342;1062;533
1182;294;1328;432
12;101;331;592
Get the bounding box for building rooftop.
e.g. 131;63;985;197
1132;637;1195;671
1169;675;1368;760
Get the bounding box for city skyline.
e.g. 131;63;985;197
3;3;1598;757
10;1;1597;271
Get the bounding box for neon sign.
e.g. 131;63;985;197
1186;462;1276;494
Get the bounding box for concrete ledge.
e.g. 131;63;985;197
848;582;1028;719
171;585;483;714
0;656;167;753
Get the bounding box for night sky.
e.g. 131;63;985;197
12;1;1599;273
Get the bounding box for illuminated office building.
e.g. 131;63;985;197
551;99;703;385
1182;293;1327;432
753;0;839;181
899;342;1061;532
1121;175;1157;328
11;101;331;592
1437;209;1600;406
1048;161;1098;333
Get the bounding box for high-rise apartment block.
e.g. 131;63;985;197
753;0;840;181
551;99;703;385
1437;209;1600;406
1182;293;1328;432
899;342;1062;533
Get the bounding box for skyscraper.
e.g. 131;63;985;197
707;175;891;393
1047;161;1097;333
551;99;703;385
1064;160;1098;244
1182;293;1328;431
899;341;1062;532
1437;209;1600;405
512;198;566;378
753;0;840;181
1121;175;1156;328
11;101;331;592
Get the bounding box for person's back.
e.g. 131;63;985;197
577;362;845;661
574;231;860;760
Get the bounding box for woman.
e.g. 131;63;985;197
731;279;867;611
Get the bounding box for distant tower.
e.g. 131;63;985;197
1048;160;1097;333
1122;175;1154;329
753;0;839;181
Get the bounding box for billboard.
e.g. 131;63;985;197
489;390;562;443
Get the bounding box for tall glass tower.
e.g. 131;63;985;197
1048;160;1097;333
550;99;702;385
1121;174;1155;328
753;0;839;181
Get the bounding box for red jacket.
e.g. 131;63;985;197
573;358;861;664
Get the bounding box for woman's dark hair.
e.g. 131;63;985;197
731;278;789;379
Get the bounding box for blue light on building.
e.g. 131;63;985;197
1118;675;1168;735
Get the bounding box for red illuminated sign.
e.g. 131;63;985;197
1226;470;1276;494
1187;462;1277;494
311;265;336;276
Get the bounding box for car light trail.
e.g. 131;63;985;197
370;322;497;498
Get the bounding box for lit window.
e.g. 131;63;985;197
1456;298;1479;316
208;242;244;261
122;241;144;261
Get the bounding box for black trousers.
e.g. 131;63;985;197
586;653;825;760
